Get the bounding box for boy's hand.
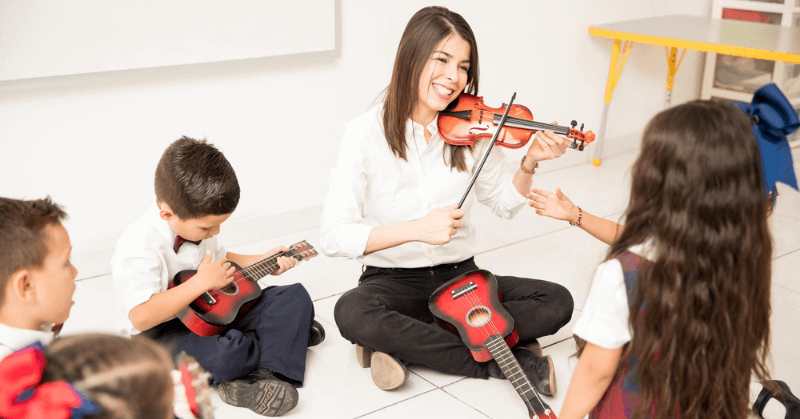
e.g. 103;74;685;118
264;246;298;275
196;251;236;290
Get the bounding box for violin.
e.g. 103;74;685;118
438;94;595;151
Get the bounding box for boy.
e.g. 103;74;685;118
0;197;76;360
112;136;323;417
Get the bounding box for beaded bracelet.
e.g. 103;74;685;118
569;206;583;226
520;156;538;174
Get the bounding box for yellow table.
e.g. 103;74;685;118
589;14;800;165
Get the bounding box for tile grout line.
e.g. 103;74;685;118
440;379;500;419
349;388;441;419
440;386;494;419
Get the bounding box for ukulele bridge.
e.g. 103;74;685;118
200;292;217;306
450;281;477;299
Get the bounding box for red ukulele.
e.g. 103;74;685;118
429;269;557;419
170;240;317;337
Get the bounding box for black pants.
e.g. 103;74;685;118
141;283;314;386
333;257;574;378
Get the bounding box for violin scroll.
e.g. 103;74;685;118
567;120;595;151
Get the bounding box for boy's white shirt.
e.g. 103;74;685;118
111;204;226;336
0;322;54;360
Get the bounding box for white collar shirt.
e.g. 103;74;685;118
0;322;54;360
320;105;528;268
111;204;226;335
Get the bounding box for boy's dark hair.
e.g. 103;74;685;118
0;197;67;303
154;136;240;219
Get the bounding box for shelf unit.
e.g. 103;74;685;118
701;0;800;142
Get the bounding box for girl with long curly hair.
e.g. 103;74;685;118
530;100;784;419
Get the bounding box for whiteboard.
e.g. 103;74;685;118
0;0;337;82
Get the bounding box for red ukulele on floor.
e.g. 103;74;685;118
429;269;557;419
170;240;317;337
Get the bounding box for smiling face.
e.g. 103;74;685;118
159;201;231;241
29;223;78;325
412;34;471;126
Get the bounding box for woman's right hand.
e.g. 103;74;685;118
415;204;464;245
527;187;579;223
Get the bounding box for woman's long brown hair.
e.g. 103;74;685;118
609;100;773;419
383;6;479;172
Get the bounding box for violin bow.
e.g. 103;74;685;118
458;92;516;209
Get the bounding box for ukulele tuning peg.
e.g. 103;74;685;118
570;120;577;128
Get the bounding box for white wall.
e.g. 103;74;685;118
0;0;712;271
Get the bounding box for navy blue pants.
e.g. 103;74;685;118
142;283;314;386
334;258;574;378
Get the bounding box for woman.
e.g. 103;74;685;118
320;6;574;395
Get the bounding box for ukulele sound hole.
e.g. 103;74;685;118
219;282;239;295
466;306;491;327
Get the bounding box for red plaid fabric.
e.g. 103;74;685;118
173;236;202;253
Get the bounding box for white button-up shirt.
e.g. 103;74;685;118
111;204;227;335
0;322;54;360
320;105;528;268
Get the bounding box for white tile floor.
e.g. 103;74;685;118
63;147;800;418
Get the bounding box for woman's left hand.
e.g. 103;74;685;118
525;120;568;164
264;246;298;275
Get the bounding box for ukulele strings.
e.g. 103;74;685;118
459;279;549;415
457;283;540;415
204;250;301;297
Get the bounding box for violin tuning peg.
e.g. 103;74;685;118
570;120;577;128
571;139;577;149
580;123;584;132
579;140;585;151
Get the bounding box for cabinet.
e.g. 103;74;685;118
701;0;800;141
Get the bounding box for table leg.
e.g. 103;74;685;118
665;46;687;109
593;39;633;166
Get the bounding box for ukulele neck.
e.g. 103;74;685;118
484;335;546;418
239;250;299;281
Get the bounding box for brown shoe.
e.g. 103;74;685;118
369;351;408;391
355;344;372;368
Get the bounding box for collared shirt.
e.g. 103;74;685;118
111;204;226;335
573;242;655;349
0;322;54;360
320;105;528;268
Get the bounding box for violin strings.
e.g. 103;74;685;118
502;115;570;134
